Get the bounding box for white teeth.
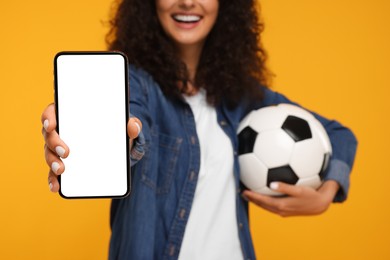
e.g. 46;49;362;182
173;15;201;23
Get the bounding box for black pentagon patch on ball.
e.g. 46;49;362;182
267;165;299;187
282;115;312;142
238;126;258;155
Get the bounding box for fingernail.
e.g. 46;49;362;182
43;119;49;131
49;182;53;191
270;182;279;190
55;146;66;157
51;162;61;174
134;122;141;135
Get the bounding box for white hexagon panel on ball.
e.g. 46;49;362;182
253;129;295;169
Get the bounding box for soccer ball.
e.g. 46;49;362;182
237;104;332;196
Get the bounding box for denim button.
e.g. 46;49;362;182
169;245;175;256
189;171;196;181
179;209;186;219
191;136;196;145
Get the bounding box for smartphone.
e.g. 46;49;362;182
54;51;130;199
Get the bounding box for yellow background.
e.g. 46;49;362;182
0;0;388;259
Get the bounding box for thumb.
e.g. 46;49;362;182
128;117;142;139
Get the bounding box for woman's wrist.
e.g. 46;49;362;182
319;180;340;203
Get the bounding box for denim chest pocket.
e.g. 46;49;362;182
140;129;183;194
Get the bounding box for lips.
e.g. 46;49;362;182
172;14;202;23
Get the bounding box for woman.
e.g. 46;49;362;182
41;0;357;259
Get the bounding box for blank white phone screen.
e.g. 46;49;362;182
55;53;129;198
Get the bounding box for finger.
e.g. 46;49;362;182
128;117;142;139
41;103;56;133
254;201;281;215
48;170;60;193
242;190;280;209
243;190;296;217
43;129;70;158
269;182;304;197
242;190;283;214
45;145;65;175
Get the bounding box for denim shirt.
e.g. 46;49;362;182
109;66;357;260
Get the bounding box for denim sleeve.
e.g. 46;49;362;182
129;113;145;167
261;87;358;202
127;66;153;167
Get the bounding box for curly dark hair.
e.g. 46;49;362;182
106;0;271;108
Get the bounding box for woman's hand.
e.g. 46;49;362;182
242;180;340;217
41;104;69;193
41;103;142;193
128;117;142;148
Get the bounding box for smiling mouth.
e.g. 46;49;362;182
172;14;202;23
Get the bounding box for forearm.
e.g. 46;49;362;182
319;180;340;204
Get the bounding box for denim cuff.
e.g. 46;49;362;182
129;113;145;167
323;159;351;203
130;129;145;167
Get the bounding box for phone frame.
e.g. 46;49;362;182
54;51;131;199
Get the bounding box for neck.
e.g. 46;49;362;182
176;42;204;82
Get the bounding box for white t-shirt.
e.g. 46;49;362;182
179;90;243;260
